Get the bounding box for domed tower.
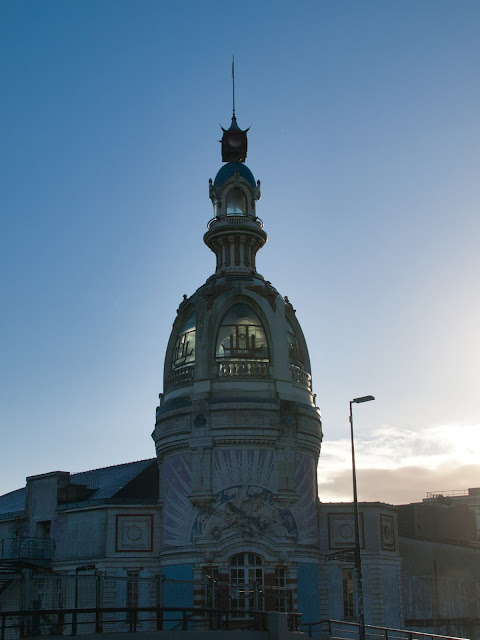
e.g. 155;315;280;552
153;113;323;620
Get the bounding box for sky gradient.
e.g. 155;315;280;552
1;0;479;503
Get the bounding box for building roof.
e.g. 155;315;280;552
0;488;26;517
69;458;155;500
0;459;157;517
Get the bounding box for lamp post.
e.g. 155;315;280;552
349;395;375;640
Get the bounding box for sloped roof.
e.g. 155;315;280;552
0;488;26;517
0;459;156;516
70;459;155;500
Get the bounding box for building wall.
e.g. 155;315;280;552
401;535;480;637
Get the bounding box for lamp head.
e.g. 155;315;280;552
352;395;375;404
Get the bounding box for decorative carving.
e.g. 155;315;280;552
380;514;396;551
194;414;207;428
284;296;296;313
246;281;278;311
191;484;298;542
176;294;189;314
199;284;234;311
116;514;153;552
328;512;365;550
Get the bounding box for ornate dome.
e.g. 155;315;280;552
214;162;256;188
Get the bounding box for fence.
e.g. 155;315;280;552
0;606;302;639
299;619;470;640
0;573;296;638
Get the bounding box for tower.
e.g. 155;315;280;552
153;111;323;619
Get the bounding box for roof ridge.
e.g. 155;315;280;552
71;458;155;476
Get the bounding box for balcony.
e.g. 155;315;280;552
0;537;54;569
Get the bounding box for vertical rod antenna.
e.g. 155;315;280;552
232;55;236;118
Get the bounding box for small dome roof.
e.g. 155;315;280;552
214;162;256;188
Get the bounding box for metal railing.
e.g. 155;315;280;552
0;538;54;563
207;216;264;230
164;365;195;390
0;605;301;639
299;619;470;640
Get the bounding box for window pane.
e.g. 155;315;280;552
287;319;305;368
216;304;269;362
172;314;195;369
226;188;247;215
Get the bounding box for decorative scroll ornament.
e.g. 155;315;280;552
245;281;279;311
199;283;234;311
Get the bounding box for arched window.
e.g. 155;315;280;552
216;303;269;378
286;319;305;368
171;314;195;370
230;553;263;613
226;188;247;215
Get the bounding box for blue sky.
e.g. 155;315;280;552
1;0;479;502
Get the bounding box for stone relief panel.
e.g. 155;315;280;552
161;453;194;548
328;512;365;550
191;484;297;542
291;453;319;545
213;448;275;493
115;514;153;552
380;513;396;551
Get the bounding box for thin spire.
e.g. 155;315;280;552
232;55;236;118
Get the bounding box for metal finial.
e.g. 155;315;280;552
232;55;235;118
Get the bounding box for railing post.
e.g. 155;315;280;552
155;574;163;630
182;610;188;630
1;613;5;640
71;610;77;636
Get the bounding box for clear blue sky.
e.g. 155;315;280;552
1;0;479;502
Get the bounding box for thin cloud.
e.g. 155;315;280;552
318;423;480;503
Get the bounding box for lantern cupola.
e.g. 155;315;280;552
205;115;265;275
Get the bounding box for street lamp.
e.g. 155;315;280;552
349;395;375;640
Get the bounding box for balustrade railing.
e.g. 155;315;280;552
290;364;312;390
165;365;195;390
217;360;269;378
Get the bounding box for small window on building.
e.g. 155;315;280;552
287;319;305;369
126;570;140;625
171;314;195;370
275;568;289;612
342;568;355;618
226;188;247;215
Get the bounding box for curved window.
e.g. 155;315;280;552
216;304;269;361
226;188;247;215
287;319;305;368
171;314;195;370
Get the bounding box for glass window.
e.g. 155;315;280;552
230;553;263;614
216;304;269;362
226;188;247;215
171;314;195;370
287;319;305;368
275;568;288;612
342;568;355;618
